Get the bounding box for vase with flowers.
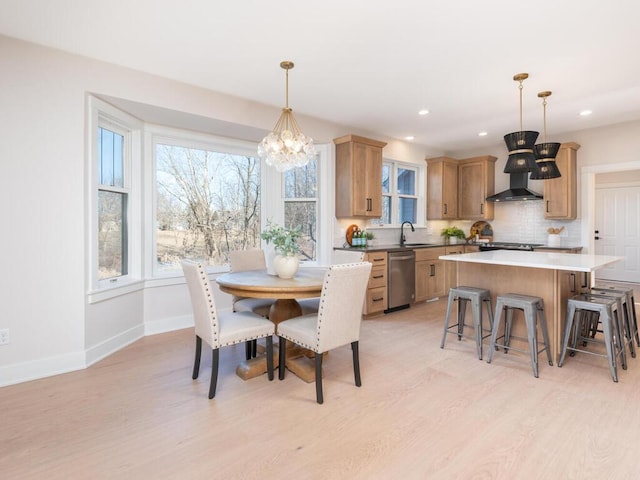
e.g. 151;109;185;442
260;222;302;278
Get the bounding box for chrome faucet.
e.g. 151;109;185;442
400;221;415;246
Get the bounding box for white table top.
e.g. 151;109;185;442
439;250;622;273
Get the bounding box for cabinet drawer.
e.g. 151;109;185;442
365;286;387;314
369;265;387;289
365;252;387;267
414;247;446;262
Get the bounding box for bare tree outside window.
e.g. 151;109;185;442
284;157;318;261
156;144;261;269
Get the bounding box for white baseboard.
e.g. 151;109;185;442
85;324;145;367
144;314;193;336
0;350;86;387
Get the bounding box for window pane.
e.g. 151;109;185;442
98;190;127;279
285;201;316;261
382;164;391;193
156;144;261;270
285;157;317;198
397;168;415;195
98;127;124;188
398;197;416;224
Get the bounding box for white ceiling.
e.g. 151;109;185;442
2;0;640;154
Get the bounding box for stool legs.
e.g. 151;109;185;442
441;288;493;360
487;295;551;378
559;296;625;383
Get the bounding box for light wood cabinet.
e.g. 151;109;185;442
335;135;387;218
426;157;458;219
444;245;464;292
426;155;496;220
543;142;580;219
414;247;446;302
457;155;496;220
363;252;387;316
464;245;480;253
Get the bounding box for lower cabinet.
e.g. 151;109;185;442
415;247;446;302
364;252;387;316
444;246;464;292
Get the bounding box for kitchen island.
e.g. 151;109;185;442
439;250;622;362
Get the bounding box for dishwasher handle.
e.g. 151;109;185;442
389;254;415;262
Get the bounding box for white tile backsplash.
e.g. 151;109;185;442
334;202;582;248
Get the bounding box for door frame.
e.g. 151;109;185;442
581;160;640;255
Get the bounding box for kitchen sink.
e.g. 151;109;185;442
403;243;435;247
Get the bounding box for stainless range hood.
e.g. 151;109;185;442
486;172;542;202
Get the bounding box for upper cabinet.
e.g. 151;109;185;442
426;155;496;220
426;157;459;219
458;155;496;220
335;135;387;218
544;142;580;219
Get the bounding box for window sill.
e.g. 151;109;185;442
88;279;145;304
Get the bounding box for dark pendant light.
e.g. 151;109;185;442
503;73;539;173
530;91;562;180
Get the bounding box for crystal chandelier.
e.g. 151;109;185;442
258;61;316;172
503;73;539;173
530;91;562;179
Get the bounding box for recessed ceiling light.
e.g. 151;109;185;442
418;109;430;116
579;110;593;116
478;131;488;137
404;136;415;141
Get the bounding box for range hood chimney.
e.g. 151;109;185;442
486;172;542;202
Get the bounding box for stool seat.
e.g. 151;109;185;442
558;293;626;382
441;286;493;360
487;293;552;378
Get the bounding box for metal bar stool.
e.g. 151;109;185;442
593;284;639;347
487;293;553;378
589;288;636;359
558;294;626;382
441;286;494;360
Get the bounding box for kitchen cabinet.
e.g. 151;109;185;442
457;155;496;220
363;251;387;316
444;245;464;291
464;245;480;253
335;134;387;218
415;247;446;302
426;157;458;219
426;155;496;220
544;142;580;219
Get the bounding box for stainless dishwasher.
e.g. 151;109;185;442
386;250;415;312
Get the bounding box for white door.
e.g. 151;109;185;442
595;185;640;282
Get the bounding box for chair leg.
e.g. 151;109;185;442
245;341;252;361
352;341;362;387
251;339;258;358
278;337;287;380
266;336;274;381
315;353;324;404
208;348;220;399
192;336;202;379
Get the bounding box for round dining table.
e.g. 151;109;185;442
216;267;326;383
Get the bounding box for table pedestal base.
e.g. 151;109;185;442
235;339;323;384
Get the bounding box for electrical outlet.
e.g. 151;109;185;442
0;328;10;345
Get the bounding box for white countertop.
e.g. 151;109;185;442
439;250;622;272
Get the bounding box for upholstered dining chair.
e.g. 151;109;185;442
297;250;366;315
181;260;275;399
229;248;277;359
277;261;372;404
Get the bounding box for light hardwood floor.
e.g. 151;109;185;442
2;285;639;479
